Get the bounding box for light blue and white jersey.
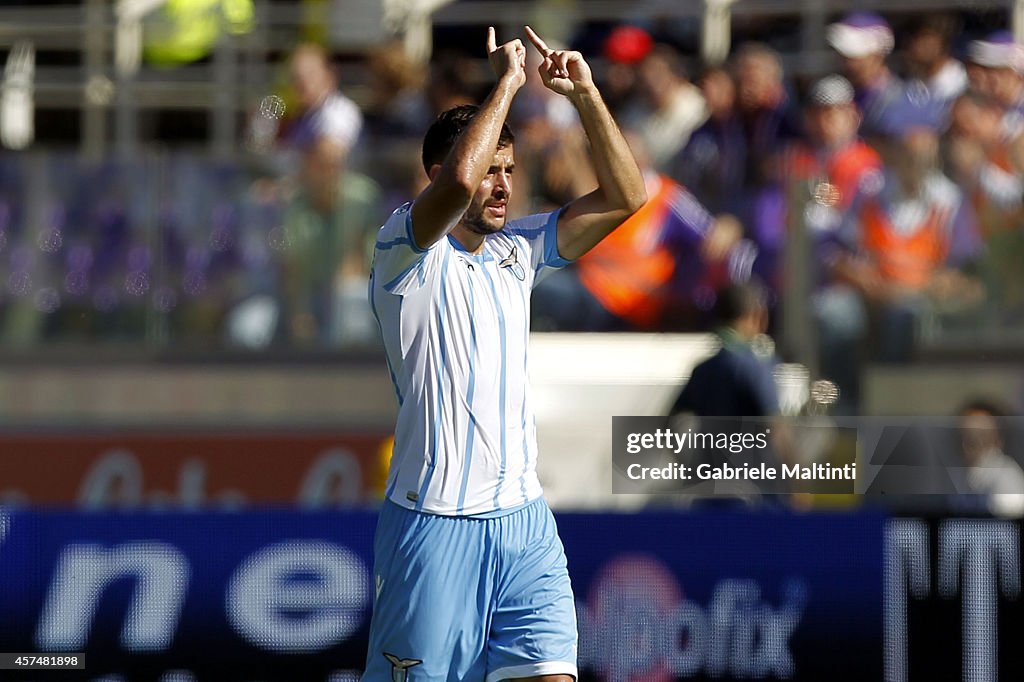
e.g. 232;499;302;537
369;202;570;516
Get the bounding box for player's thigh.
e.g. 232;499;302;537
486;501;577;682
362;503;491;682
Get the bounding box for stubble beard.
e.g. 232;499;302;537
461;205;505;235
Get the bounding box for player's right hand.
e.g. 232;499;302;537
487;27;527;89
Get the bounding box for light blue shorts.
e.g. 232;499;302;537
361;497;578;682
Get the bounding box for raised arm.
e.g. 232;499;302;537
410;28;526;249
524;26;647;261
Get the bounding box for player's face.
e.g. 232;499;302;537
462;146;515;235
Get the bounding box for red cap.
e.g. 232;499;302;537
604;26;653;65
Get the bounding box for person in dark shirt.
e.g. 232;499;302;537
676;65;746;215
826;12;903;140
668;282;783;502
670;281;778;417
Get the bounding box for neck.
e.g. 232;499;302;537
719;325;750;345
449;224;487;254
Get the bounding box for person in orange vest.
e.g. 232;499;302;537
751;75;883;300
531;130;756;331
750;75;883;413
832;127;983;362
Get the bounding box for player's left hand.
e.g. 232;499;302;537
524;25;594;99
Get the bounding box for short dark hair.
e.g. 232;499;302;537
908;14;959;49
645;44;689;81
421;104;515;173
714;281;767;325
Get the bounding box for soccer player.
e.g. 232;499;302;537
362;26;646;682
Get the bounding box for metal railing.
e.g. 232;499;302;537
1;1;1019;158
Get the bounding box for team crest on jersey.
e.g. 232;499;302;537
499;245;526;281
384;653;422;682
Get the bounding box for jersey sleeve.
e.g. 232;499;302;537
371;202;445;295
504;209;571;288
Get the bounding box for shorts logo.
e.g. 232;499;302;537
499;246;526;281
383;653;422;682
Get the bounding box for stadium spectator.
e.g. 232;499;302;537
966;31;1024;139
900;14;968;131
751;76;882;297
282;43;363;157
279;135;381;345
624;44;707;173
360;44;434;225
955;399;1024;517
826;12;904;139
674;65;745;214
531;131;755;332
666;281;786;502
732;43;801;186
601;25;652;118
363;41;431;140
669;281;778;418
22;8;1024;355
750;76;882;412
830;128;983;363
947;91;1024;320
507;37;591;217
425;50;477;117
510;38;579;139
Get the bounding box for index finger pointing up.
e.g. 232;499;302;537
487;26;497;53
524;25;550;54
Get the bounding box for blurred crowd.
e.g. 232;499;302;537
528;14;1024;413
2;13;1024;385
347;12;1023;414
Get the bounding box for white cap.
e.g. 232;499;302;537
809;75;855;107
968;31;1024;72
826;13;894;58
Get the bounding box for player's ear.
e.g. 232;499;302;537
428;164;442;181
